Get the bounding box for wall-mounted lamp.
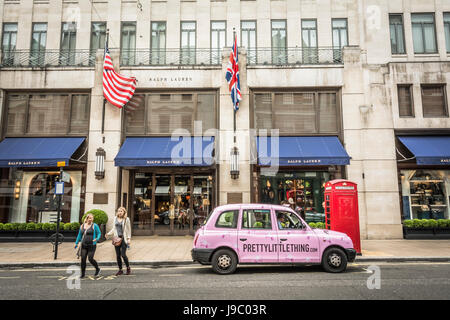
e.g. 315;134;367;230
230;147;239;180
14;180;20;199
359;104;373;114
95;147;106;180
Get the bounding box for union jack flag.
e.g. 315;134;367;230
225;34;241;111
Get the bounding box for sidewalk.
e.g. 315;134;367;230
0;237;449;268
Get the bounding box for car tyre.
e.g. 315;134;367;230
211;249;238;275
322;247;347;273
163;217;170;225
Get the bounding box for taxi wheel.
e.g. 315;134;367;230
322;247;347;273
211;249;238;275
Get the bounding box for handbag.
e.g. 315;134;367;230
76;226;88;259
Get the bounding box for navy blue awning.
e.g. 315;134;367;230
257;136;350;166
115;136;215;167
398;136;450;165
0;137;85;167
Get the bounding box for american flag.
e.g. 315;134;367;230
103;46;137;109
225;34;241;111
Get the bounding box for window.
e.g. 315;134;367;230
211;21;226;64
332;18;347;62
253;91;339;134
276;211;303;230
302;19;318;63
421;85;447;117
2;23;17;65
30;23;47;66
60;22;77;65
411;13;437;54
241;21;256;63
389;14;406;54
398;85;414;117
271;20;287;64
444;13;450;53
125;92;217;135
215;210;239;228
181;21;196;64
90;22;106;65
4;93;90;136
151;22;166;64
242;209;272;229
121;22;136;65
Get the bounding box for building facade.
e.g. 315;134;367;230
1;0;450;239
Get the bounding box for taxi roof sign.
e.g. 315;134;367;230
57;161;66;167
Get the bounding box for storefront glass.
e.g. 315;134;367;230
0;169;84;223
400;169;450;220
258;171;330;223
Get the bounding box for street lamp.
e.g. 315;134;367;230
95;147;105;180
230;147;239;179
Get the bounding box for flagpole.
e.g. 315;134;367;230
233;28;237;144
102;29;110;135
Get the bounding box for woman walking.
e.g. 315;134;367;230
106;207;132;276
74;213;101;278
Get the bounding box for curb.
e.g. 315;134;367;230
1;257;450;268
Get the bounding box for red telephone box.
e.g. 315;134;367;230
324;179;361;254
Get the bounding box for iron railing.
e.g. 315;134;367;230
0;49;95;68
120;49;223;67
247;47;343;66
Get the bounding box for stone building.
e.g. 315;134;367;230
0;0;449;239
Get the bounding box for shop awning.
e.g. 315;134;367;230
398;136;450;165
257;136;350;166
0;137;85;167
114;136;215;167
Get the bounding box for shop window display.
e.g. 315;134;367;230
259;172;330;223
0;169;83;223
400;170;450;220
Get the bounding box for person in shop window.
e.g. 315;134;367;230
106;207;132;276
74;213;101;279
295;198;306;221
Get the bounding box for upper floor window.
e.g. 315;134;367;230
30;23;47;66
125;92;217;135
253;91;340;134
302;19;318;64
444;13;450;53
2;23;17;64
411;13;437;54
60;22;77;65
211;21;226;64
5;93;90;136
121;22;136;65
89;22;106;65
181;21;196;64
332;18;348;48
389;14;406;54
421;85;448;117
271;20;286;64
398;85;414;117
151;22;166;64
241;20;256;62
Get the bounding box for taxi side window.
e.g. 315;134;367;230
215;210;239;229
242;209;272;229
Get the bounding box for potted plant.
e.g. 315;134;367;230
81;209;108;242
403;219;433;239
434;219;450;239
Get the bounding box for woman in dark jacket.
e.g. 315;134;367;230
74;213;102;278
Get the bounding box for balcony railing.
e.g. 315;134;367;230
247;47;343;66
120;49;222;67
0;49;95;68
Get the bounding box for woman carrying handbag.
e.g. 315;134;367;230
74;213;101;278
106;207;132;276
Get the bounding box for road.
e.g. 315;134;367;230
0;262;449;300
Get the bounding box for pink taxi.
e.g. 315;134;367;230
192;204;356;274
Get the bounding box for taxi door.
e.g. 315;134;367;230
275;209;321;263
237;208;279;263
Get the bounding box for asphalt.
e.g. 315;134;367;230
1;262;449;300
